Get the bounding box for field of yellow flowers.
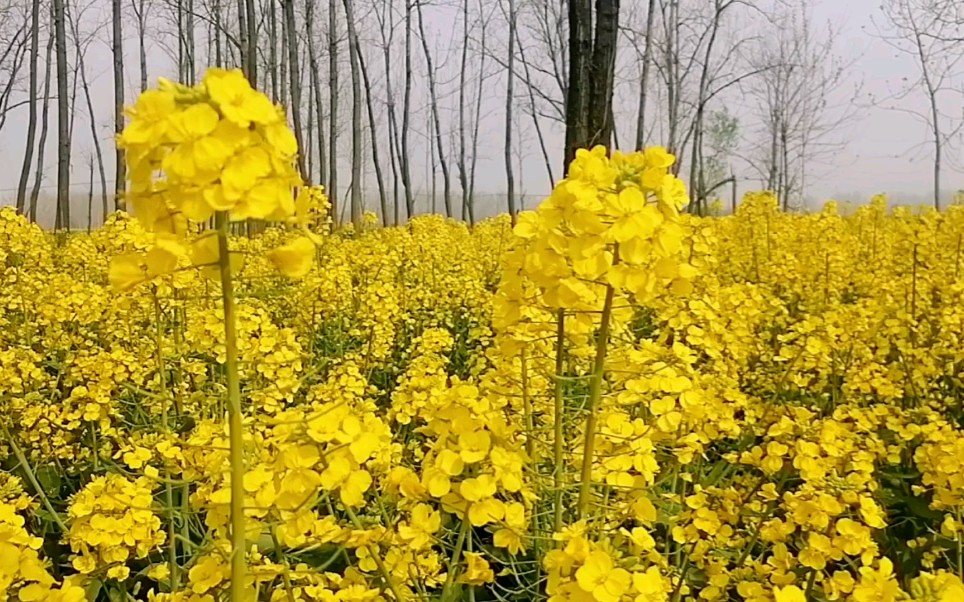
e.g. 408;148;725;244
4;70;964;602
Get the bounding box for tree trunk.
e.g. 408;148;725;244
245;0;257;84
29;19;54;223
634;0;655;149
306;0;326;186
66;5;81;222
187;0;195;82
689;1;724;214
87;156;94;231
428;110;435;214
401;0;414;219
374;0;399;224
269;0;279;100
177;0;184;80
280;0;288;104
328;0;339;222
504;0;516;219
458;0;470;222
16;0;40;214
563;0;592;173
283;0;307;181
54;0;71;230
665;0;680;163
236;0;248;76
342;0;363;226
587;0;619;149
112;0;125;209
358;45;388;226
415;0;452;217
70;10;109;220
134;0;148;90
307;70;314;179
468;0;486;220
565;0;619;172
516;26;555;190
213;0;222;67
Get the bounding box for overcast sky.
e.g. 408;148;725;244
0;0;959;222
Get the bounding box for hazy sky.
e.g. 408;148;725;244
0;0;959;222
807;0;954;203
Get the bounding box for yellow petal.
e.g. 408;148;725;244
268;236;315;279
108;254;148;292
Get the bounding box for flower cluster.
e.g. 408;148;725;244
66;474;166;580
7;71;964;602
110;69;326;292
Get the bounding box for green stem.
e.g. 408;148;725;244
804;568;817;598
466;521;476;602
344;505;408;601
2;425;68;532
442;518;470;602
576;269;617;519
552;309;565;535
735;474;787;568
911;243;918;320
520;351;536;467
270;529;297;602
91;424;99;472
957;508;963;582
153;292;179;589
519;349;542;581
215;212;247;602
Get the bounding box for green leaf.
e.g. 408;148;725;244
85;579;103;602
35;465;62;498
106;583;127;602
905;495;943;522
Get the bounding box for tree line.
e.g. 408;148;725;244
0;0;961;230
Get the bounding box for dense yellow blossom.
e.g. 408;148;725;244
5;72;964;602
7;177;964;601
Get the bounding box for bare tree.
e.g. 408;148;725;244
415;0;453;217
113;0;125;209
186;0;195;82
373;0;401;223
879;0;964;210
504;0;517;218
342;0;363;226
401;0;414;218
306;60;314;177
86;154;94;230
0;12;27;139
661;0;680;159
131;0;149;91
468;0;491;214
328;0;339;222
16;0;40;213
633;0;657;148
457;0;471;222
306;0;326;186
67;0;108;220
29;10;54;223
53;0;71;230
280;0;288;101
685;0;749;213
358;46;389;225
745;0;855;209
243;0;256;82
564;0;619;171
516;25;555;188
517;0;567;124
282;0;307;180
269;0;278;99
